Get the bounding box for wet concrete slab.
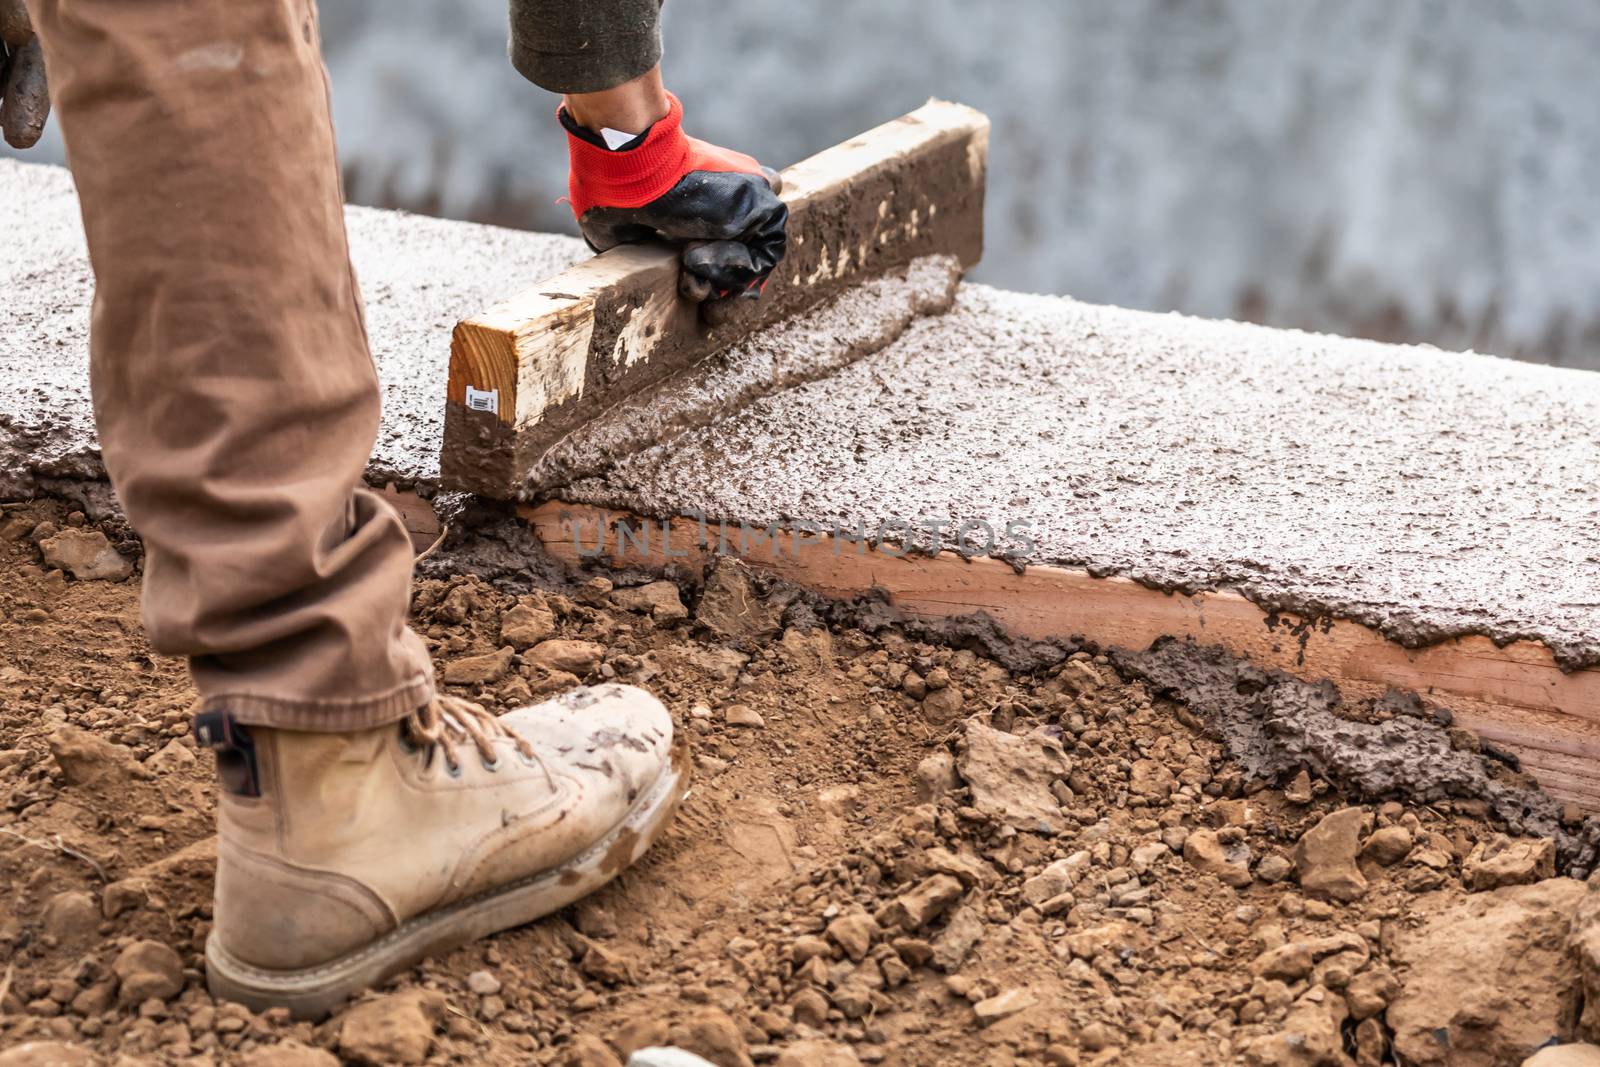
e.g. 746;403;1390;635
561;284;1600;669
1;158;585;498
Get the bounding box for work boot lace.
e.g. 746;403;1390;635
404;695;552;784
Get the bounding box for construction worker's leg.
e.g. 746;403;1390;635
28;0;432;731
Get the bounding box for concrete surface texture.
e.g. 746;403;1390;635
47;0;1589;370
0;158;585;499
562;282;1600;669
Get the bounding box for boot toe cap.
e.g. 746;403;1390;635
506;683;674;795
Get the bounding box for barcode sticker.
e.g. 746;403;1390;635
465;386;499;415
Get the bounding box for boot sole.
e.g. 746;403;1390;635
204;745;690;1019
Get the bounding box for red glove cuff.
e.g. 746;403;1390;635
563;92;763;219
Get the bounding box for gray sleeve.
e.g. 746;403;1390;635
508;0;663;95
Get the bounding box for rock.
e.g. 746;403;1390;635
920;687;964;724
1243;990;1349;1067
612;581;688;623
696;559;784;646
1022;857;1082;905
1463;835;1556;891
580;941;633;984
0;1043;97;1067
878;874;965;932
528;639;605;675
1255;853;1294;884
686;647;748;684
1524;1045;1600;1067
773;1041;861;1067
466;970;502;996
667;1008;754;1067
145;738;197;775
1359;825;1413;866
914;751;959;802
112;940;184;1006
1183;828;1252;888
825;910;879;962
41;890;98;948
1294;807;1372;902
1389;879;1585;1066
931;905;986;972
789;988;830;1029
1283;767;1314;804
337;991;445;1066
723;704;765;728
973;988;1036;1025
501;596;558;648
1253;942;1315;981
442;645;514;685
102;877;149;918
1345;967;1399;1021
958;720;1069;834
38;528;132;581
49;724;142;790
1129;759;1176;798
238;1042;342;1067
1353;1017;1387;1067
563;1035;624;1067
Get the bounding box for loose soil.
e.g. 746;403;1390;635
0;498;1594;1067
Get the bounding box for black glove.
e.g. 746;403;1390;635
562;92;787;314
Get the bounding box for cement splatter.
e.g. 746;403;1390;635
1112;637;1600;874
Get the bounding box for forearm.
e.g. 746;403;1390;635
508;0;663;95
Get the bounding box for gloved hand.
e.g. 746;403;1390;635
0;0;48;149
562;92;787;313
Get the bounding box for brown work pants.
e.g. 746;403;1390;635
29;0;433;730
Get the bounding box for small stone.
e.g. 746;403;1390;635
466;970;502;996
790;988;830;1029
529;639;606;675
146;738;197;775
38;528;132;581
1128;759;1175;798
1295;807;1373;902
825;911;879;962
931;906;986;972
337;991;444;1066
102;878;149;918
49;724;142;790
238;1042;342;1067
1255;853;1294;884
1360;825;1414;867
580;941;633;984
1344;967;1398;1021
1183;828;1252;888
959;720;1070;834
563;1034;623;1067
42;890;99;948
1284;768;1314;804
774;1040;861;1067
921;687;964;724
723;704;765;728
879;874;965;932
441;645;514;685
914;751;958;803
0;1043;97;1067
500;597;557;649
973;988;1035;1025
696;559;783;645
790;935;833;964
668;1008;754;1067
901;671;928;700
611;581;688;624
1462;834;1556;891
1253;942;1314;981
113;940;183;1006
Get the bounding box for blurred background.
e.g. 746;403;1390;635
15;1;1600;367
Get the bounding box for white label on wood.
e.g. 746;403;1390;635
465;386;500;415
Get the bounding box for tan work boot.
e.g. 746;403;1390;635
195;685;686;1018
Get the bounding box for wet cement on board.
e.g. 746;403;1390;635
562;284;1600;668
0;158;585;501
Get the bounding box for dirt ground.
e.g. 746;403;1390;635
1;498;1596;1067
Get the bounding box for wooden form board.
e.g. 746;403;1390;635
442;100;989;499
524;501;1600;811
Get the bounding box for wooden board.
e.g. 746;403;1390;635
524;501;1600;810
442;100;989;499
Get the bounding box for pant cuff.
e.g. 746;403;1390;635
197;672;435;733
